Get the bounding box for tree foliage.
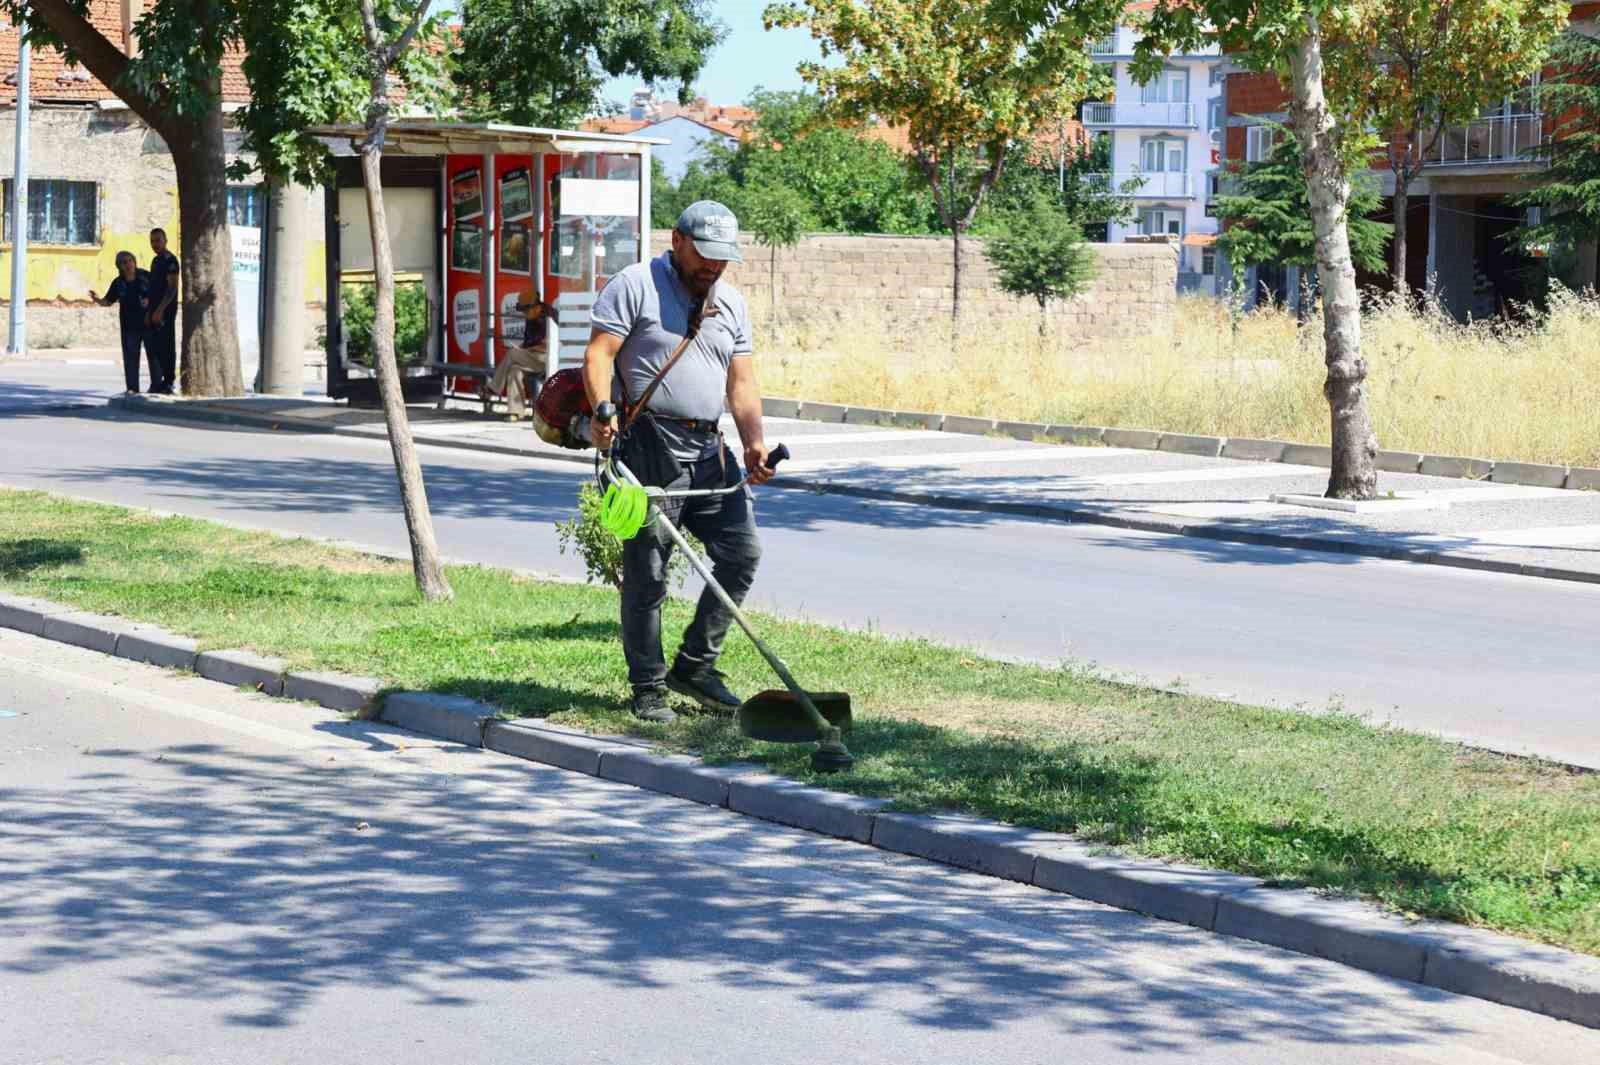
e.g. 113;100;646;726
1214;126;1391;274
656;90;938;235
451;0;723;128
764;0;1119;321
986;190;1096;331
1511;29;1600;261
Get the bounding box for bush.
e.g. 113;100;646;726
555;483;699;590
332;280;431;368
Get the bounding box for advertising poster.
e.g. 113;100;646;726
450;167;483;221
446;154;487;366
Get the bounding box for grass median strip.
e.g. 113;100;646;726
2;486;1596;955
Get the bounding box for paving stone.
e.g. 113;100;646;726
869;811;1042;883
1032;844;1262;930
728;775;888;843
844;406;896;426
115;625;200;670
283;670;382;712
1420;454;1494;480
484;720;636;776
40;611;123;654
1567;467;1600;491
383;692;496;747
597;749;754;807
1490;461;1569;489
1103;428;1161;450
1157;433;1224;458
1377;450;1424;474
1215;888;1431;982
0;593;72;636
801;402;848;424
762;397;803;420
1420;923;1600;1029
942;414;998;436
1221;438;1288;463
1279;443;1333;467
1045;424;1107;447
195;649;288;696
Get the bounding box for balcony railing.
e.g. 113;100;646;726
1084;171;1195;197
1083;101;1196;128
1428;114;1544;167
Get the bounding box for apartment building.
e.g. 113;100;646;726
1082;20;1226;295
1220;3;1600;319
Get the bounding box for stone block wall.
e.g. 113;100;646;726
651;230;1178;338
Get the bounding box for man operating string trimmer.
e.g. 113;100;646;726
583;201;776;725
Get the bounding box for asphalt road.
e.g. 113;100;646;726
3;628;1594;1065
3;359;1600;768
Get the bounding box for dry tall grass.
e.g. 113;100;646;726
755;287;1600;466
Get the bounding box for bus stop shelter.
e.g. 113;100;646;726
308;121;666;406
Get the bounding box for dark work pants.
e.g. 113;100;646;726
151;313;177;390
620;446;763;692
120;324;158;392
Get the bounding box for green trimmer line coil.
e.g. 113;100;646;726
599;482;650;540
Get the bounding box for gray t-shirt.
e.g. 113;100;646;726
591;252;752;460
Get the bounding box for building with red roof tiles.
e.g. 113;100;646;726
0;1;317;352
1216;2;1599;318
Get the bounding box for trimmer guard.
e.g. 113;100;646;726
738;690;853;744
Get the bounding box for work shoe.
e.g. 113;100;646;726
665;663;741;715
631;686;677;725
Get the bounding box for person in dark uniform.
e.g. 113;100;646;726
90;251;156;394
146;227;180;394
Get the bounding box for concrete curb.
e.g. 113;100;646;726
2;593;1597;1028
106;396;1600;589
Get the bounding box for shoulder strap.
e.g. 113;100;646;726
621;292;720;430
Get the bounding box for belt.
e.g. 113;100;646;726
659;417;720;434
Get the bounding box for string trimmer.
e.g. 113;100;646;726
593;402;854;773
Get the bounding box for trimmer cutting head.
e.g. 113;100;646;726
737;690;853;744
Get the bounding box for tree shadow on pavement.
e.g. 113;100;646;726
0;737;1480;1055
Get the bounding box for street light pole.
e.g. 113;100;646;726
7;22;29;356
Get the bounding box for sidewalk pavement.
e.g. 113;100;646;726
108;392;1600;585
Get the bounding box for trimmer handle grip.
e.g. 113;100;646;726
764;443;790;471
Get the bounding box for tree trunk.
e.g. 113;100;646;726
25;0;243;396
951;228;963;324
172;97;244;397
361;75;453;602
1290;13;1378;500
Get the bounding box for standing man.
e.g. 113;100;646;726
90;251;156;395
146;228;180;394
583;202;772;725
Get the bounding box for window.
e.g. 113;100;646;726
1245;125;1278;162
227;185;266;227
3;179;97;245
1138;207;1184;238
1139;67;1188;104
1141;137;1185;172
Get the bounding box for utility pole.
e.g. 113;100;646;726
7;21;29;356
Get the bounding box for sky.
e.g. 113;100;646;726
599;3;828;110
